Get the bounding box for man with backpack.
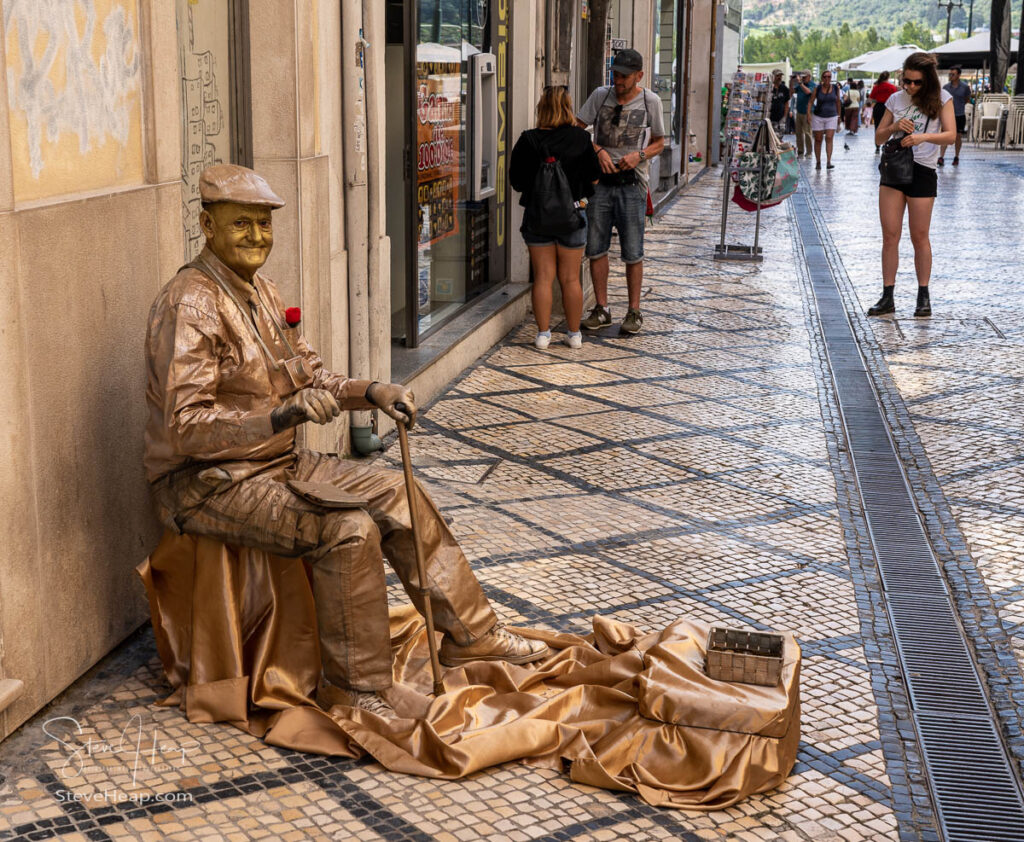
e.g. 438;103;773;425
576;49;665;336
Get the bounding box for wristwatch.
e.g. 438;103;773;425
638;150;647;162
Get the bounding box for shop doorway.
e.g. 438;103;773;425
385;0;508;348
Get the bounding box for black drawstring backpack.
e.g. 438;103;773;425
522;131;584;236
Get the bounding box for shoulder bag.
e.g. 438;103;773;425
737;120;780;204
878;113;930;187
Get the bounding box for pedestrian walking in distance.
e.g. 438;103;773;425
938;66;972;166
769;70;791;137
870;52;956;318
510;87;601;350
807;70;842;169
860;81;872;128
869;73;900;153
794;71;815;157
844;80;861;134
575;48;666;336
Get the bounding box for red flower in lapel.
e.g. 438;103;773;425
284;307;301;327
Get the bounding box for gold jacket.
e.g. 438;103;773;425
144;247;373;482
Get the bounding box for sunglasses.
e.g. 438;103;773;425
903;78;924;87
611;104;623;126
544;84;568;93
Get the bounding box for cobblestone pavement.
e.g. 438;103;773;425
1;143;1021;841
797;135;1024;775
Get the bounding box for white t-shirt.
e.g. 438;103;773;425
885;89;952;170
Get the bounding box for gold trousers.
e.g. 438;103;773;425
152;449;497;690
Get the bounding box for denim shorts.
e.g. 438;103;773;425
585;182;646;264
521;211;588;249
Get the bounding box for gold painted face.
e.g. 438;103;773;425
200;202;274;280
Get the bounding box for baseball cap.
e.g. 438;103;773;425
610;49;643;74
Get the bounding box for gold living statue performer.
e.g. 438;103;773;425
144;164;547;718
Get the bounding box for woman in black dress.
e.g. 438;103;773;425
510;87;600;349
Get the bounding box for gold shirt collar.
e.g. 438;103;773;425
196;246;259;305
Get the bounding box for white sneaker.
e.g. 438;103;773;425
564;332;582;349
534;331;551;350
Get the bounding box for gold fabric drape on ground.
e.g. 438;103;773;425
138;532;801;810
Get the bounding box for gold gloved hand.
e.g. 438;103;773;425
271;388;341;431
366;382;417;429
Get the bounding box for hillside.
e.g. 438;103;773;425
743;0;1022;39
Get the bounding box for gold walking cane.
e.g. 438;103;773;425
395;413;446;697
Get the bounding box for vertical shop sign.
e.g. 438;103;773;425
416;61;461;245
495;0;508;249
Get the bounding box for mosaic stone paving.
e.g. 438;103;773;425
798;137;1024;775
3;148;1020;840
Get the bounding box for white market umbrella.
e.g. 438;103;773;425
850;44;924;74
933;32;1019;55
838;50;879;71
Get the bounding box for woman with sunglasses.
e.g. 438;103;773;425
510;86;601;349
868;52;956;318
807;70;842;169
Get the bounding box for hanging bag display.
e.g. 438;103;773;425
737;120;780;204
769;147;800;202
762;120;798;202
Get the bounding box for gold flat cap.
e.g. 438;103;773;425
199;164;285;208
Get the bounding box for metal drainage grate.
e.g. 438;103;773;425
793;193;1024;841
917;712;1024;842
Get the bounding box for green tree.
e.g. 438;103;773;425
896;20;935;49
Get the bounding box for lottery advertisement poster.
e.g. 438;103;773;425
416;60;461;246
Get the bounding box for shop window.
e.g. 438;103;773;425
653;0;680;144
386;0;506;347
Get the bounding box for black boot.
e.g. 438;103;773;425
914;286;931;317
867;286;896;316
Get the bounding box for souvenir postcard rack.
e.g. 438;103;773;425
715;72;769;262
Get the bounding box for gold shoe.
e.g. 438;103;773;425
316;679;396;718
351;691;397;718
439;624;549;667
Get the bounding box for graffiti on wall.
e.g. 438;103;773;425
175;0;232;260
3;0;143;201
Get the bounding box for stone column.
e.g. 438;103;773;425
249;0;343;453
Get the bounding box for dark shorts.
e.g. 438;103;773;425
955;114;967;134
881;162;937;199
521;211;588;249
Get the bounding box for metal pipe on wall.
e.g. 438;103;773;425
706;0;718;160
680;0;694;173
546;0;556;86
339;2;378;453
361;0;389;390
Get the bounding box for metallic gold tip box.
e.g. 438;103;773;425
705;627;785;686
